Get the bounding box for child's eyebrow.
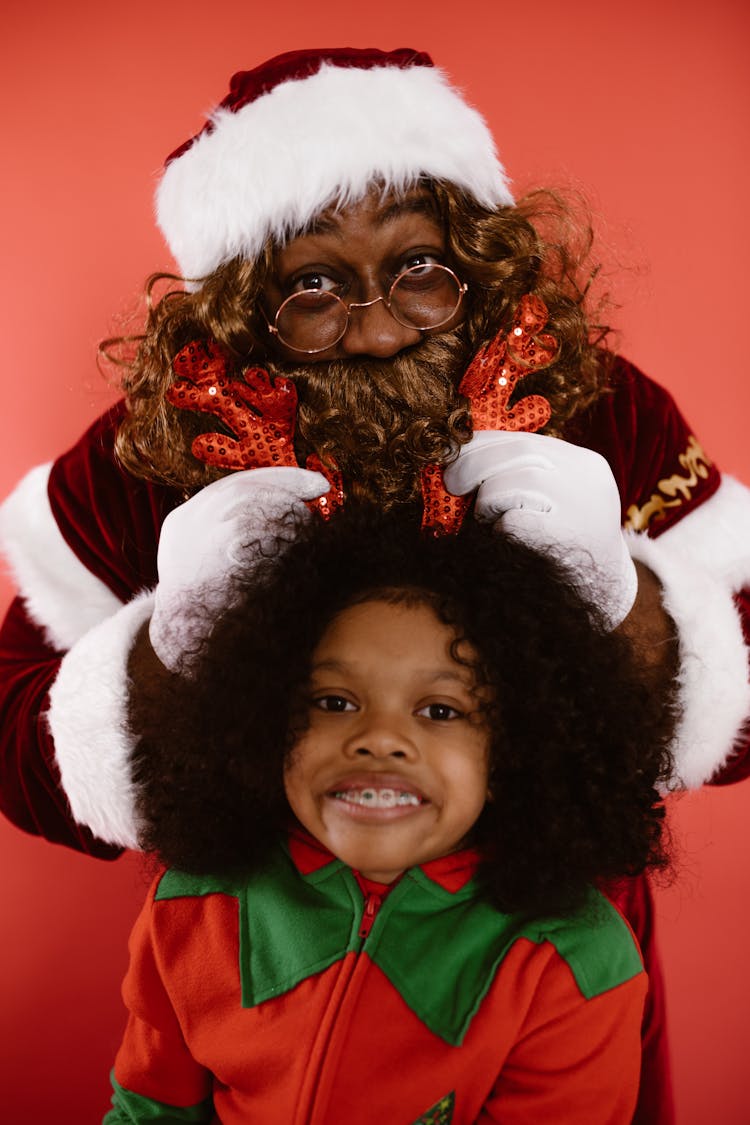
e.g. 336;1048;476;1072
310;659;473;686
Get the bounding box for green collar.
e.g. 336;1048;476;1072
157;844;641;1046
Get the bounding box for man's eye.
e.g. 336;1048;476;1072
417;702;462;721
399;253;443;275
313;695;356;713
290;272;341;295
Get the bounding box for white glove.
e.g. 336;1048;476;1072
150;466;328;671
443;431;638;630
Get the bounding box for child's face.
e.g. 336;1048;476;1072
284;598;490;883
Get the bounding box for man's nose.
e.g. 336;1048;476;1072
338;296;422;359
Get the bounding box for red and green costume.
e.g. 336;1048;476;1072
105;832;646;1124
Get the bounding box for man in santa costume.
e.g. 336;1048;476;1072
1;47;749;1124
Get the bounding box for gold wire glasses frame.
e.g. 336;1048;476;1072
266;264;469;354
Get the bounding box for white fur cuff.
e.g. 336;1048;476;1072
627;530;750;788
47;590;155;849
0;463;123;650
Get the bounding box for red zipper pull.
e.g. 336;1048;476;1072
358;892;382;940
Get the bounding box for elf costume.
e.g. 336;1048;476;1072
105;832;646;1124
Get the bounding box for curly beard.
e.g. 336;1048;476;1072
268;330;473;508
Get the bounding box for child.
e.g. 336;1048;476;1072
105;506;673;1124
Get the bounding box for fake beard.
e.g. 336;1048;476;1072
269;330;472;507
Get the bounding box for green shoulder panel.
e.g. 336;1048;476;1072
104;1071;213;1123
155;868;244;902
523;887;644;1000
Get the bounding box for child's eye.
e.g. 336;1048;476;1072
417;702;462;722
313;695;356;713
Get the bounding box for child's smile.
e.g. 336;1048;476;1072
284;598;490;883
329;775;425;812
326;769;429;819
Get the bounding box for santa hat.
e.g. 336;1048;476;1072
155;47;514;284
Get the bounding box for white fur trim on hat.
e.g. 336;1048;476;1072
47;590;155;850
156;62;512;283
0;463;123;650
627;480;750;788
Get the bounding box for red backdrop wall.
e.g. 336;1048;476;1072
2;1;748;1120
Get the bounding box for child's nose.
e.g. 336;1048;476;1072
344;717;418;760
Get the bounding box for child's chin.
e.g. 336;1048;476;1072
327;831;420;882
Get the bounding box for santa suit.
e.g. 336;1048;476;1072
1;356;750;1123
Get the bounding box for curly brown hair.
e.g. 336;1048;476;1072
106;184;613;495
129;505;673;917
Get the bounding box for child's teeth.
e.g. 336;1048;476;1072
335;788;420;808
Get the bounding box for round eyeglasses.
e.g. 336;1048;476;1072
267;264;468;354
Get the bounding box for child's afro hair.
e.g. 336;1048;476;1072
130;503;674;915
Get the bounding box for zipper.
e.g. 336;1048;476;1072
297;887;386;1124
358;891;383;941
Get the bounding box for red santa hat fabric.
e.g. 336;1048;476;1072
155;47;514;284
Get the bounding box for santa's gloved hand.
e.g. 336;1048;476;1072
150;466;328;672
443;430;638;630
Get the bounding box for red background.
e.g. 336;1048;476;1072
1;1;748;1120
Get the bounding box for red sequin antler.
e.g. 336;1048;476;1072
421;294;556;535
167;339;343;519
457;293;555;432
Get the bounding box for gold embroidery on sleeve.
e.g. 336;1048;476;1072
624;436;712;532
